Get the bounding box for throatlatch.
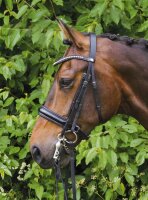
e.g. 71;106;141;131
39;33;102;200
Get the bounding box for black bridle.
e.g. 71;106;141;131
39;33;102;199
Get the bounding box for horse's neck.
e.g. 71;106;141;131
118;76;148;129
115;47;148;129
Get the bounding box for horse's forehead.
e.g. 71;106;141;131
58;59;86;78
56;45;88;77
57;59;74;75
58;65;76;79
57;59;79;77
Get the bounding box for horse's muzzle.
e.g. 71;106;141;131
31;144;70;169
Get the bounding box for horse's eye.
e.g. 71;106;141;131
60;78;74;89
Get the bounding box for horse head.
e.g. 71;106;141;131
30;20;148;169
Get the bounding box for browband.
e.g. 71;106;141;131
53;55;94;66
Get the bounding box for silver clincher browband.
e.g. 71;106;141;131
53;55;95;66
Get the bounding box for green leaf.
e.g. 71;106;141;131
105;189;113;200
98;1;107;17
6;117;12;127
121;16;131;30
138;21;148;32
41;75;51;98
113;177;121;191
113;0;124;10
100;135;110;149
126;164;138;176
15;58;26;72
0;66;11;80
9;147;20;155
45;29;54;48
107;150;117;167
31;0;41;6
4;16;9;25
90;2;107;17
0;168;5;179
3;167;12;177
53;31;62;51
140;0;148;8
6;29;21;49
108;167;119;180
119;131;128;143
30;10;48;22
124;173;134;186
19;112;28;124
110;6;121;24
19;142;29;159
130;138;144;147
16;5;28;19
122;124;137;133
36;185;44;200
85;148;97;165
116;183;125;195
95;23;103;34
32;30;41;44
11;29;21;49
119;152;128;163
136;151;146;166
5;0;13;10
24;170;33;180
0;136;10;152
127;4;137;19
98;150;107;169
110;138;117;149
3;97;14;107
30;52;40;65
53;0;63;6
27;119;35;130
2;91;9;100
30;89;42;101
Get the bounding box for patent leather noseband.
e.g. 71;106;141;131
39;33;102;150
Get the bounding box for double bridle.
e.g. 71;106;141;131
39;33;102;199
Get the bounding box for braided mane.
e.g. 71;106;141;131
63;33;148;50
99;33;148;50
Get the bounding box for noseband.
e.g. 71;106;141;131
39;33;102;199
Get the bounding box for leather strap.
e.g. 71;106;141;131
89;33;103;121
70;150;76;200
39;106;88;141
54;162;68;200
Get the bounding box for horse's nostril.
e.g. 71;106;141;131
32;146;42;163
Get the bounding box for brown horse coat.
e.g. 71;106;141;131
30;21;148;168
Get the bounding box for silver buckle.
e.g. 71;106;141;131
53;140;61;163
53;126;80;162
63;129;78;144
53;135;64;163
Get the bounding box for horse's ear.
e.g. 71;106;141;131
57;19;89;49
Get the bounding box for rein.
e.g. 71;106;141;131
39;33;102;199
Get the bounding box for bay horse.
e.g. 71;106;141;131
30;20;148;169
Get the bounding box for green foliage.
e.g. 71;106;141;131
0;0;147;199
76;116;148;199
